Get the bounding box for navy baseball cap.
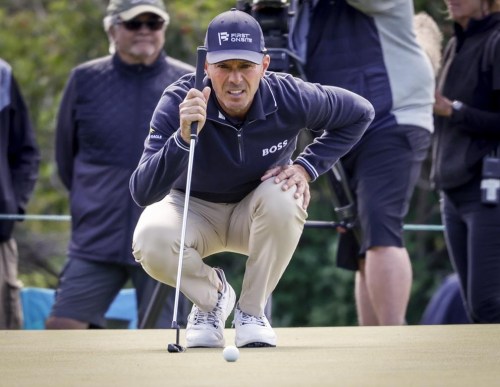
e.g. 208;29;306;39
205;8;267;64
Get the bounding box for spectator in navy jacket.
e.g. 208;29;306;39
46;0;193;329
0;58;40;329
130;9;374;348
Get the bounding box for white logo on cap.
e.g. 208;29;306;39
218;32;229;44
218;32;253;46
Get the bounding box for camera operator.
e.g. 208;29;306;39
288;0;435;326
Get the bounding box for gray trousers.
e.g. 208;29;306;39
0;239;22;329
132;178;307;317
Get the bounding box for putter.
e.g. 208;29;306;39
167;46;207;353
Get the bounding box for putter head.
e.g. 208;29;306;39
167;343;186;353
168;322;185;352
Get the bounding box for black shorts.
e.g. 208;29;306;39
49;258;190;327
336;125;431;271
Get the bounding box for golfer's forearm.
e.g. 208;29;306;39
130;142;189;207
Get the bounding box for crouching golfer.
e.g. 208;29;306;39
130;8;374;348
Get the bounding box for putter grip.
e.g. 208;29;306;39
191;46;208;138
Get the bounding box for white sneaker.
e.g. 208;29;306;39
233;304;277;347
186;268;236;348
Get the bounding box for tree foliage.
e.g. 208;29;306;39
2;0;454;326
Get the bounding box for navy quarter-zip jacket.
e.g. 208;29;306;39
130;71;374;206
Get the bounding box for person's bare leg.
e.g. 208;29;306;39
355;259;379;325
355;247;412;325
45;316;89;329
361;246;412;325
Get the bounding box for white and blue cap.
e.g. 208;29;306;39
205;8;267;64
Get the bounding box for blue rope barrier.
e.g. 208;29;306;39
0;214;445;231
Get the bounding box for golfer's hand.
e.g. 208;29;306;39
179;86;211;143
262;164;311;210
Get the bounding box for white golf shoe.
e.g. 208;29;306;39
233;304;277;348
186;268;236;348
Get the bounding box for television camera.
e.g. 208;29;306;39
236;0;303;74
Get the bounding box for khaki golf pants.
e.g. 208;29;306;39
132;178;307;317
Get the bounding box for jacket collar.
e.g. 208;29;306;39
112;51;167;76
454;13;500;42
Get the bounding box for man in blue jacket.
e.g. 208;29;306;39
289;0;435;325
0;58;40;329
46;0;193;329
130;8;374;348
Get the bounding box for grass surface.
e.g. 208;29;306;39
1;325;499;386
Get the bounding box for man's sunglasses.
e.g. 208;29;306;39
118;19;165;31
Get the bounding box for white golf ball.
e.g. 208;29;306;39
223;345;239;362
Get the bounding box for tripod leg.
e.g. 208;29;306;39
139;281;171;329
326;163;362;245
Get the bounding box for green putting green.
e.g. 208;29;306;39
1;325;499;386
